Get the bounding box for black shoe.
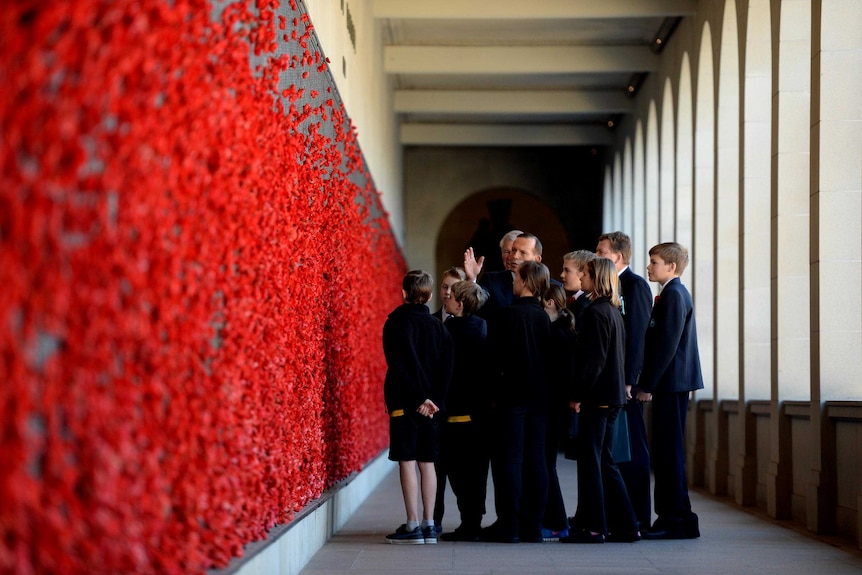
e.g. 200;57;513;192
480;523;519;544
440;528;481;542
560;530;605;544
385;524;425;544
606;531;641;543
642;527;699;540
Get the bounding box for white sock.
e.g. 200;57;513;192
421;520;434;529
406;520;420;530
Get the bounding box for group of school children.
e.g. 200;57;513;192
381;230;704;546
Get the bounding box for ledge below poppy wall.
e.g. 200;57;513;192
210;453;395;575
0;0;403;573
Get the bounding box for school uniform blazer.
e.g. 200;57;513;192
618;267;653;390
567;292;592;333
383;303;455;413
572;296;627;409
444;315;488;416
432;307;445;322
637;278;705;394
489;296;551;410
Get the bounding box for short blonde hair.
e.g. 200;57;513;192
563;249;596;270
649;242;690;276
451;280;488;315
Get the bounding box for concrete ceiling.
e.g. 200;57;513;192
373;0;695;146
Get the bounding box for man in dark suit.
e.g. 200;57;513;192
596;231;654;531
636;242;704;540
465;231;561;323
463;229;522;319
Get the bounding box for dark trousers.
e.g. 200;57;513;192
490;407;548;539
651;391;696;529
618;398;652;528
542;406;569;531
437;418;488;530
573;406;638;535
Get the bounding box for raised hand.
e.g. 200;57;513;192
463;247;485;281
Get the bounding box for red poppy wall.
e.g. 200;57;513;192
0;0;403;573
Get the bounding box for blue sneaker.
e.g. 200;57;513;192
541;527;569;541
385;524;425;545
422;525;438;545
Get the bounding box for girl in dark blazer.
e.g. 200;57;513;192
541;284;577;539
563;257;639;544
483;261;552;543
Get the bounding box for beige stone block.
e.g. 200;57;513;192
779;0;812;42
817;122;862;192
818;330;862;401
776;335;811;393
745;75;772;121
776;154;810;215
818;190;862;261
744;283;771;331
821;0;862;51
776;91;811;153
817;260;862;331
820;51;862;122
744;124;771;178
778;40;812;93
776;278;811;340
775;214;810;272
743;341;771;399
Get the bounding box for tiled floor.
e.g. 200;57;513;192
299;456;862;575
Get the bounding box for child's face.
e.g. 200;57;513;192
439;275;459;304
443;295;463;317
560;261;583;292
580;271;594;294
647;254;675;284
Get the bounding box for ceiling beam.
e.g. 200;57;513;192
373;0;696;19
384;46;659;75
400;123;615;146
394;90;633;115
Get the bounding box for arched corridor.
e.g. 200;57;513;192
3;1;860;573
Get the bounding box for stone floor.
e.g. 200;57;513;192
299;455;862;575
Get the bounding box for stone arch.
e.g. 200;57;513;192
695;20;716;398
660;77;676;242
676;52;694;252
716;0;741;403
645;100;660;267
435;188;570;282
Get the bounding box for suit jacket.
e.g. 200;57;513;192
618;267;653;390
476;270;516;323
488;297;551;410
432;306;445;322
637;278;704;394
572;296;627;408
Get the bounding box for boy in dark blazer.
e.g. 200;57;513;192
636;243;704;540
383;270;455;544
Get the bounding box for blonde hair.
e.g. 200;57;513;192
649;242;690;276
586;257;621;308
451;280;488;315
563;249;596;270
